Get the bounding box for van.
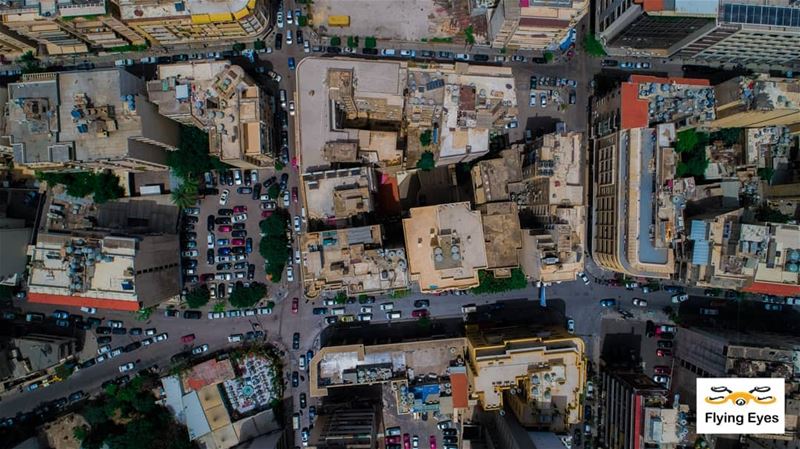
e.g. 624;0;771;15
292;413;301;430
280;89;287;107
461;304;477;314
386;311;401;320
332;307;346;315
379;302;394;311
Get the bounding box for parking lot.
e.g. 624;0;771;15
180;168;278;302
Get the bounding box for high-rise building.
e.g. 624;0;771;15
116;0;269;48
5;69;179;171
488;0;589;50
0;0;146;55
590;75;715;279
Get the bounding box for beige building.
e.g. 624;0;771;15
300;166;377;225
147;61;272;168
0;0;145;55
300;225;408;299
117;0;269;48
402;202;488;293
488;0;589;50
5;70;179;171
712;75;800;129
479;202;522;278
518;131;586;283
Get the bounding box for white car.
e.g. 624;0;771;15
287;266;294;282
119;362;135;373
289;101;295;116
192;344;209;355
294;216;301;232
632;298;648;307
155;333;168;342
145;328;157;336
80;306;97;314
577;271;590;285
207;233;215;249
219;189;230;205
232;213;248;223
208;311;224;319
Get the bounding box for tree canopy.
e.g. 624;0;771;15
228;282;267;308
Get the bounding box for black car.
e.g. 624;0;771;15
251;183;261;200
218;208;233;216
111;328;127;335
207;215;216;231
292;371;299;387
293;332;300;350
96;326;112;335
124;342;141;352
97;336;112;344
207;249;215;265
326;46;342;53
472;54;489;61
183;310;202;319
129;328;143;336
275;33;282;50
362;48;378;55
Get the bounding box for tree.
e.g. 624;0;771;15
582;34;607;57
364;36;377;49
185;286;210;309
228;282;267;308
419;129;432;147
171;179;199;209
330;36;341;46
471;269;527;294
416;151;435;171
464;26;475;45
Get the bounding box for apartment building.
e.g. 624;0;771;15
5;69;179;171
0;0;146;55
591;75;715;279
116;0;269;48
147;61;272;168
489;0;589;50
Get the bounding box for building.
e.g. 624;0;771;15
712;75;800;129
116;0;269;48
465;323;586;431
5;70;179;171
471;148;522;205
597;0;800;67
147;61;273;168
299;225;408;299
295;57;518;174
0;0;146;55
402;202;488;293
518;131;587;283
488;0;589;50
300;167;377;226
478;202;522;278
591;75;715;279
599;371;672;449
307;402;380;449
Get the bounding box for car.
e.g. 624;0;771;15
632;298;647;307
192;344;209;355
566;318;575;334
155;333;168;342
653;375;670;385
292;297;299;314
80;306;97;314
671;293;689;303
654;366;671;375
288;57;295;71
599;298;616;307
119;362;135;373
577;271;589;285
219;189;229;205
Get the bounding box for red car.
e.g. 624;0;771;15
181;334;195;344
411;309;429;318
292;297;299;314
430;435;437;449
231;238;245;246
654;366;671;375
656;349;673;357
218;225;232;232
292;187;298;203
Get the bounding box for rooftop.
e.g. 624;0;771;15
301;167;377;223
300;225;409;298
402;202;488;292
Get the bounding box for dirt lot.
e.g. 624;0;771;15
185;168;276;300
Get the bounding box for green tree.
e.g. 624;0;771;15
582;34;607;57
364;36;377;48
185;286;210;309
330;36;341;46
464;26;475;45
228;282;267;308
419;129;432;147
471;269;527;294
171;179;199;209
416;151;435;171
